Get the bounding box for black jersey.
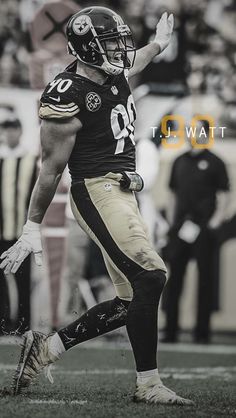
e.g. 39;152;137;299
39;61;136;182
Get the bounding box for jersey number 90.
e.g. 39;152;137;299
110;94;136;154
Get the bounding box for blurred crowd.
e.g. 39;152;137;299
0;0;236;135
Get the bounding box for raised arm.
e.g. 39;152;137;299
0;116;81;274
128;12;174;78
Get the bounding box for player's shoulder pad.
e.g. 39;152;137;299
39;72;84;120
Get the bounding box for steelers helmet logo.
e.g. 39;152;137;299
73;15;92;35
86;92;102;112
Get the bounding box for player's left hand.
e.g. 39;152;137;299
0;220;42;274
153;12;174;52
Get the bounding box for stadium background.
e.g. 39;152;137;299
1;1;236;417
0;0;236;335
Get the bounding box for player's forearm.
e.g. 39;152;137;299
27;171;62;224
129;43;160;77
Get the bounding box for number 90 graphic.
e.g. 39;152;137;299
161;114;215;149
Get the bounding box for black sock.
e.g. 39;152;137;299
126;270;166;372
126;304;158;372
58;297;130;350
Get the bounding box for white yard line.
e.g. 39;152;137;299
0;337;236;354
54;366;236;375
0;364;16;370
29;399;87;405
0;337;21;345
55;368;236;380
1;363;236;379
159;342;236;355
81;340;236;354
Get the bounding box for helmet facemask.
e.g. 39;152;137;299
91;25;136;75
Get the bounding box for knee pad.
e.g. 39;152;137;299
131;270;166;306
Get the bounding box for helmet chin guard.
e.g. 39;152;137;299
66;6;136;75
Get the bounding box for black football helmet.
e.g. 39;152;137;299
66;6;136;75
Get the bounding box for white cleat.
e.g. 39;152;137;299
134;375;194;405
12;330;58;395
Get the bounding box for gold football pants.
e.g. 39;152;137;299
70;173;167;301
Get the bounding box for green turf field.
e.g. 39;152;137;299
0;339;236;418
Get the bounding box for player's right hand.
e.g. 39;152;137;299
0;220;42;274
154;12;174;52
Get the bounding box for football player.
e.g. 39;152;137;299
0;6;193;405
